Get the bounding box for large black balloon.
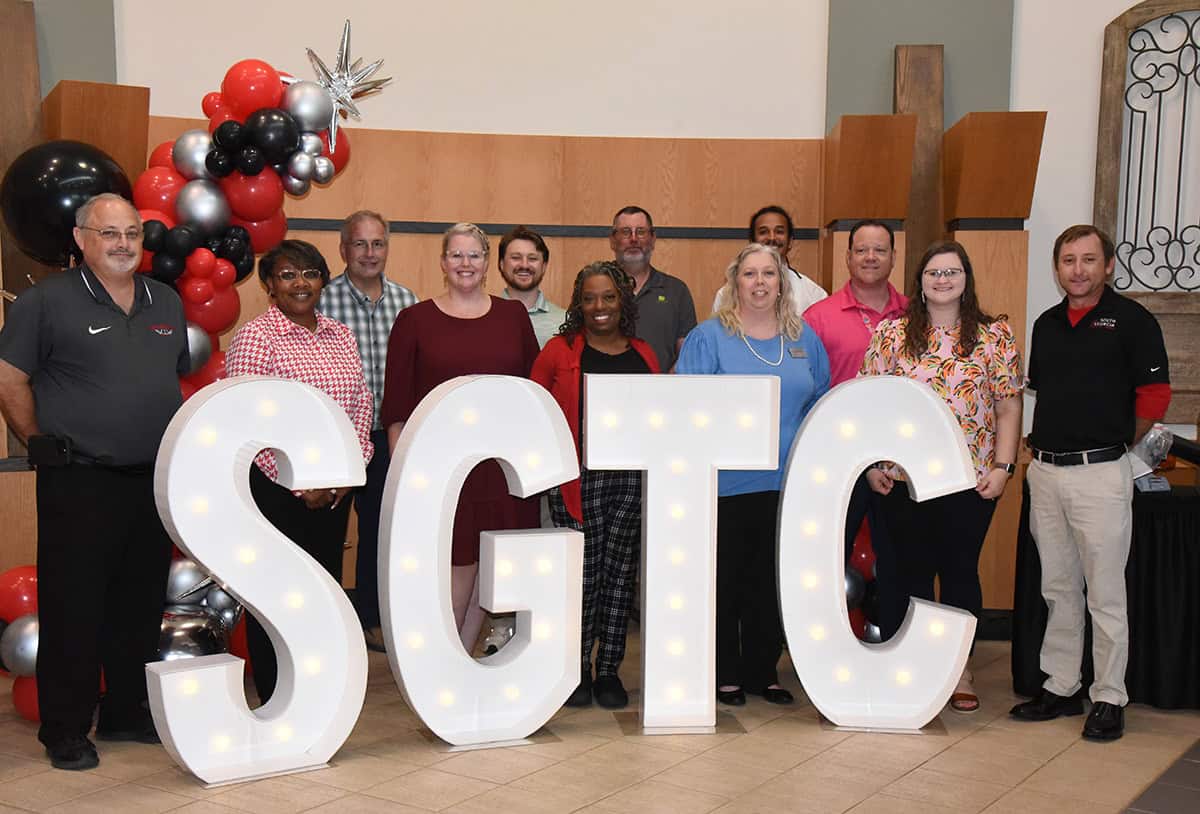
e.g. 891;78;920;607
243;108;300;165
142;220;168;253
152;251;185;284
164;224;201;259
0;140;132;265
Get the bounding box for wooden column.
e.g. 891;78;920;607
943;110;1046;610
893;44;944;291
818;114;916;292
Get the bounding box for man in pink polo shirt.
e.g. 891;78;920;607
803;219;909;639
803;219;908;385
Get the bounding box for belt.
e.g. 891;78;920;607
1031;444;1125;467
72;456;155;476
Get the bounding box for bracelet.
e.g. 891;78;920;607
995;462;1015;475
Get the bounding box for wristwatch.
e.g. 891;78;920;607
995;462;1015;475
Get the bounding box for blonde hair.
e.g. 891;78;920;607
441;222;490;257
714;243;802;340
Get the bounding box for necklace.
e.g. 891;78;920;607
742;333;785;367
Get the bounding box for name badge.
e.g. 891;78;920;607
789;348;807;359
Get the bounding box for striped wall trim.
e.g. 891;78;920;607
826;218;906;232
946;217;1026;232
288;218;820;241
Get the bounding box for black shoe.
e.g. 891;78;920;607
717;688;746;706
363;626;387;653
96;716;161;744
1009;689;1084;721
565;671;593;707
750;686;794;705
1082;702;1124;741
593;675;628;709
45;736;99;771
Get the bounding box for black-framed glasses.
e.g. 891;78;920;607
79;226;142;243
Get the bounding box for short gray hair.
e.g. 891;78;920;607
75;193;139;227
339;210;389;243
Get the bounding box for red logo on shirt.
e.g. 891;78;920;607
150;324;175;336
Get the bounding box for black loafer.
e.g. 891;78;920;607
1082;702;1124;741
565;671;593;707
1009;689;1084;721
717;688;746;706
593;675;628;709
45;736;99;771
755;687;794;705
96;713;161;745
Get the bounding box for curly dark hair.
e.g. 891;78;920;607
557;260;638;339
903;240;998;359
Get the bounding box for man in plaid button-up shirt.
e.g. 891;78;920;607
319;210;417;651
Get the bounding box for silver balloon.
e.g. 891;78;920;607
0;614;38;677
217;606;243;632
174;179;231;238
300;132;324;157
172;129;214;181
864;622;883;644
844;568;865;610
283;81;335;133
311;156;335;185
158;606;226;661
185;322;212;375
166;559;213;605
203;585;237;613
287;150;316;182
282;174;311;196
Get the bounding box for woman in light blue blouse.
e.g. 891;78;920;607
676;243;830;706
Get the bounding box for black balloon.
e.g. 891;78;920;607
233;251;255;282
204;149;234;178
226;225;251;244
152;251;185;283
0;140;132;265
243;108;300;165
164;224;201;259
237;145;265;176
205;236;223;254
142;220;168;253
212;120;245;152
218;235;248;261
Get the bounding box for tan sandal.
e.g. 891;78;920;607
950;672;979;714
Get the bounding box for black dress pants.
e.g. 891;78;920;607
246;466;352;704
352;428;389;629
35;465;173;745
846;473;906;639
716;490;784;690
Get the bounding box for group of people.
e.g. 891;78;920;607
0;191;1170;771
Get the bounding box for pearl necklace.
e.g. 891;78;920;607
742;333;785;367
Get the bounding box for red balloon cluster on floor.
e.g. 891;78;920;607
848;519;879;641
0;566;40;720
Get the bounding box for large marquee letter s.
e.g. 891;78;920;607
779;376;977;730
147;377;368;785
380;376;583;746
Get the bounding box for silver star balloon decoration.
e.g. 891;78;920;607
292;20;391;153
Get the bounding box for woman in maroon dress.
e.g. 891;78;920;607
381;223;540;651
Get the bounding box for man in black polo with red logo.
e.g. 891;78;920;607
1010;224;1170;741
0;193;189;770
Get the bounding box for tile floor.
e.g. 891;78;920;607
0;637;1197;813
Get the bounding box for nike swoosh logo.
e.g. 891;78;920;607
1150;366;1161;372
88;325;112;335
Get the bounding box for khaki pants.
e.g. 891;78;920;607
1027;456;1133;705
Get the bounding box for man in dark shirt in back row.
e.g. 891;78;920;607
1011;224;1171;742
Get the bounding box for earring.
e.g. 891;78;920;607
920;290;926;304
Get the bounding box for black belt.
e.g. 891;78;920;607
71;456;155;476
1031;445;1126;467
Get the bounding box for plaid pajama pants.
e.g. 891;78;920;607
550;469;642;678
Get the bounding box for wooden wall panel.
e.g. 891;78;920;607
42;80;150;185
943;111;1046;221
0;471;37;571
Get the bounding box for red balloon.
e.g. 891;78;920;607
201;91;227;118
186;248;217;278
221;59;282;120
219;171;284;223
320;129;351;174
12;676;38;722
850;525;877;582
211;258;237;290
231;209;288;254
147;140;175;169
208;110;238;134
179;379;198;401
133;166;187;214
184;286;241;335
0;565;37;622
229;616;251;678
180;277;215;304
848;607;867;640
182;348;227;389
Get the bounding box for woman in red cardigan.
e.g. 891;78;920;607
531;261;660;709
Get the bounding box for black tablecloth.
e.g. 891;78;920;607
1012;481;1200;709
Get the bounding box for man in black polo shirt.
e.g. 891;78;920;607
0;193;188;770
609;205;697;371
1010;224;1170;742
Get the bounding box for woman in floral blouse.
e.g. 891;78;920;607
860;240;1022;714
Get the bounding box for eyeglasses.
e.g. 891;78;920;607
923;267;964;279
79;226;142;243
445;250;486;265
275;268;323;282
612;227;651;239
348;239;387;252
